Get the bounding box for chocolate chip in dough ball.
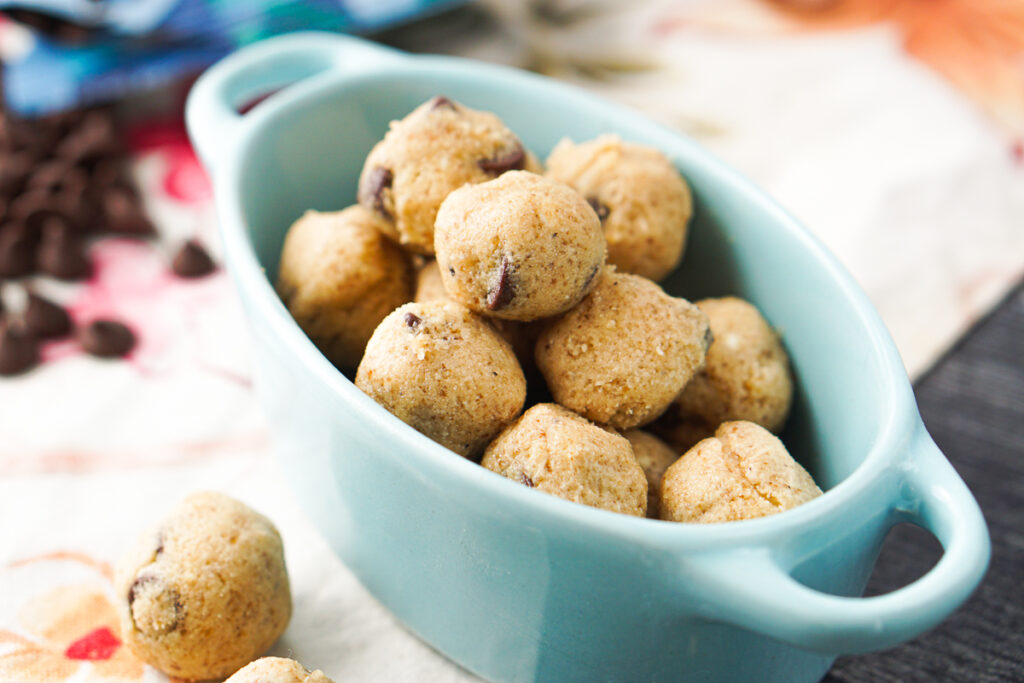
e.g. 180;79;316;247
659;421;821;524
355;301;526;458
357;96;542;254
276;206;413;371
226;657;335;683
673;297;793;436
114;492;292;680
545;135;692;281
435;171;606;322
623;429;678;519
482;403;647;516
536;267;710;430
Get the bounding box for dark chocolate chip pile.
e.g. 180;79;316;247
0;104;154;281
0;94;211;376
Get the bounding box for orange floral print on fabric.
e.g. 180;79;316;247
764;0;1024;132
0;554;146;682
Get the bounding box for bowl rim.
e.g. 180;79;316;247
213;51;917;551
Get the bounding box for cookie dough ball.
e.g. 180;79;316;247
482;403;647;516
545;135;692;281
277;207;413;370
226;657;334;683
435;171;605;321
357;96;542;254
660;421;821;523
356;300;526;457
623;429;678;519
114;492;291;680
536;268;710;430
674;297;793;433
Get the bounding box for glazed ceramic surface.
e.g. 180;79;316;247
186;32;989;683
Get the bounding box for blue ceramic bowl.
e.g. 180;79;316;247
186;33;990;683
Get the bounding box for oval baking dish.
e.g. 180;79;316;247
186;32;989;683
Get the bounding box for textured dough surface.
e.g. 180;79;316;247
225;657;334;683
623;429;678;519
114;492;292;680
435;171;606;321
536;267;710;429
659;421;822;523
355;300;526;457
357;96;542;254
674;297;793;435
276;207;412;370
545;134;692;281
482;403;647;516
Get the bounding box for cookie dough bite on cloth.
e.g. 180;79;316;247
114;492;292;680
276;206;413;370
673;297;793;434
536;267;710;430
434;171;606;321
356;300;526;458
482;403;648;516
357;95;542;255
226;657;335;683
545;134;692;282
660;421;822;524
623;429;679;519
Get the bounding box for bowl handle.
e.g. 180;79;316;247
185;32;405;173
689;428;989;654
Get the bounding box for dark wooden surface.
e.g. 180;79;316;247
826;282;1024;682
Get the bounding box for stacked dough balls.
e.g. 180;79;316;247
277;96;821;523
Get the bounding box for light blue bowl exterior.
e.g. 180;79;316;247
186;33;990;683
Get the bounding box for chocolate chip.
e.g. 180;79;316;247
0;227;35;278
586;196;610;222
428;95;457;111
101;187;154;235
704;326;715;350
79;319;135;358
9;189;66;233
403;311;422;331
24;292;71;339
171;239;216;278
519;471;535;488
0;322;39;375
127;574;182;636
56;111;119;166
478;144;526;175
486;256;515;311
36;219;91;281
358;166;394;221
582;264;600;292
0;152;33;198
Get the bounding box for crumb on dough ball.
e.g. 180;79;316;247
225;657;335;683
659;421;822;524
114;492;291;680
545;135;692;282
276;206;413;370
623;429;678;519
435;170;606;321
674;297;793;433
482;403;647;516
357;95;542;255
355;300;526;457
536;267;710;430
